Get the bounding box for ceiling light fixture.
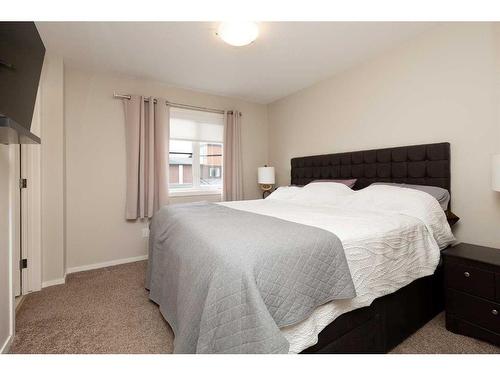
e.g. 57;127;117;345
217;22;259;47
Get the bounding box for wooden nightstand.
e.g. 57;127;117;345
443;243;500;346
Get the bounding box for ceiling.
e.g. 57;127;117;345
36;22;435;104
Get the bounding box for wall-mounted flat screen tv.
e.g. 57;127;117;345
0;22;45;144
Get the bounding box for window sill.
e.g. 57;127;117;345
169;189;222;197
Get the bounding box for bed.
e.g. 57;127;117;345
286;141;453;353
147;142;455;353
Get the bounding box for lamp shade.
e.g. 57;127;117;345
258;166;275;184
492;154;500;191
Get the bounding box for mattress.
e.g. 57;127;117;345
219;185;452;353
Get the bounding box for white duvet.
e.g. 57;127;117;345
219;182;455;353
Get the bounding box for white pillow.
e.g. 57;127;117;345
371;182;450;210
345;184;455;249
289;182;354;207
266;186;301;201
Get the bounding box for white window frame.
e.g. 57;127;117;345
168;112;224;197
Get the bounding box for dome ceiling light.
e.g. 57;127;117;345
217;22;259;47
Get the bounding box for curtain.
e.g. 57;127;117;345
123;95;169;220
223;111;243;201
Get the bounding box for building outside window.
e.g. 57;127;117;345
168;108;224;195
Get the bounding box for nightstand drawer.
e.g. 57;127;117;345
446;314;500;346
447;289;500;333
445;261;496;300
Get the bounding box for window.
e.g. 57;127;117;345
169;108;224;195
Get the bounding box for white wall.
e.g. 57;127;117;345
64;67;268;271
39;53;65;286
0;146;13;353
268;23;500;248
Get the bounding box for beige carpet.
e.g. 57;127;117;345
10;261;173;354
391;313;500;354
9;261;500;354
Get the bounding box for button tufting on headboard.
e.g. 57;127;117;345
290;142;450;192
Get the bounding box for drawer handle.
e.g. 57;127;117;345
493;309;498;316
464;271;470;278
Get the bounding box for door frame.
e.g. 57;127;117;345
20;142;42;293
11;142;42;295
3;144;20;354
10;146;21;297
13;86;42;296
22;86;43;293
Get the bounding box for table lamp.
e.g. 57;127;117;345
258;166;275;198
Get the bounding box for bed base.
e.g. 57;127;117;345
301;265;444;353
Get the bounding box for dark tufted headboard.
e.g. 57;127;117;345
290;142;450;192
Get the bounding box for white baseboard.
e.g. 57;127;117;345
66;254;148;275
0;334;13;354
41;275;66;289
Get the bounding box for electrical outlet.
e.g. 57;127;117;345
142;228;150;238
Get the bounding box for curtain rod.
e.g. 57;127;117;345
113;93;232;115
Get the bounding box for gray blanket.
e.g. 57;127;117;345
146;202;355;353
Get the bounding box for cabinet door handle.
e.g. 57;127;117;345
493;309;498;316
464;271;470;278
